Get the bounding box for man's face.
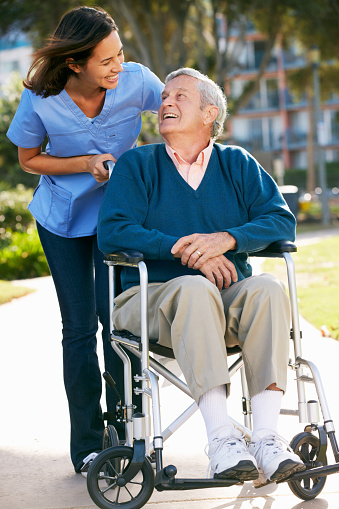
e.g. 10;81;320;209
158;75;205;140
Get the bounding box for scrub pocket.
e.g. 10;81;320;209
29;175;72;236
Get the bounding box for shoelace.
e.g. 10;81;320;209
205;429;247;478
252;433;291;466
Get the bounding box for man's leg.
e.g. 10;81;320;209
221;273;305;484
113;275;258;480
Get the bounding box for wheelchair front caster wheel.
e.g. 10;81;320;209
288;432;327;501
103;424;119;450
87;446;154;509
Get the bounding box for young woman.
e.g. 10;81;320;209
7;6;163;474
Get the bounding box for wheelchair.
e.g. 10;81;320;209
86;240;339;509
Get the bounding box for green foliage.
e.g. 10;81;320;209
0;185;34;239
0;184;49;280
282;162;339;191
2;1;339;114
0;228;49;280
0;73;40;189
263;236;339;340
139;112;162;144
0;280;34;305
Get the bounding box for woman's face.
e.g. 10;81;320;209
75;31;124;90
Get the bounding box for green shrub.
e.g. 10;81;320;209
0;228;49;280
0;73;40;189
0;184;50;280
282;162;339;191
0;185;34;231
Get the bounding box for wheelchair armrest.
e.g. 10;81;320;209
104;250;144;266
249;240;297;258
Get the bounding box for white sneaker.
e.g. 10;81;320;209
80;452;99;478
207;428;259;481
249;433;306;485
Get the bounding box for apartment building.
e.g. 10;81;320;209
224;22;339;173
0;32;32;90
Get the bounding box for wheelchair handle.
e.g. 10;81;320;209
103;160;115;177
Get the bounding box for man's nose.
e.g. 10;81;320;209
162;96;174;106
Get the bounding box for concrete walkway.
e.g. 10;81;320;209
1;230;339;509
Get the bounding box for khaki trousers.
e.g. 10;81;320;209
113;274;290;403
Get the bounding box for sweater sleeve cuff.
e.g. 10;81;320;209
159;235;180;259
224;228;248;253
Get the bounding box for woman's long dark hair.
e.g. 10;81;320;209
24;6;118;97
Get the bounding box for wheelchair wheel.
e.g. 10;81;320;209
103;424;119;450
102;425;120;480
288;432;327;501
87;446;154;509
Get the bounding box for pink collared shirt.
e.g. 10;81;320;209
165;140;213;190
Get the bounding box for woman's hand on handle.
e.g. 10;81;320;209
86;154;116;182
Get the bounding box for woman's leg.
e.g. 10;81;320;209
37;223;103;471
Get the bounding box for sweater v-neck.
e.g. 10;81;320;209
60;88;116;133
161;143;216;197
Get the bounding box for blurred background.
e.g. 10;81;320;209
1;0;339;282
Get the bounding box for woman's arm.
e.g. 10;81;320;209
18;146;115;183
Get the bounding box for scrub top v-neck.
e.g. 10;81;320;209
7;62;163;238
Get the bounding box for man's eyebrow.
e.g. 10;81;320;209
161;86;189;97
100;45;124;63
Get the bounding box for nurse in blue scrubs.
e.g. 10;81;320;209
7;6;163;474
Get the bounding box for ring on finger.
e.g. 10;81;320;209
196;250;203;258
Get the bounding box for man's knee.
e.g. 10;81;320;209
176;274;220;297
245;274;288;308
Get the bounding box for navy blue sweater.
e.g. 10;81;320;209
98;143;296;291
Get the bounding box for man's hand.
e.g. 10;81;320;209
87;153;116;182
171;232;237;270
199;255;238;290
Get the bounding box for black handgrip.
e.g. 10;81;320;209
103;371;117;389
103;160;115;173
104;250;144;265
249;240;297;258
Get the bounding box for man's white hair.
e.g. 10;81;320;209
165;67;227;140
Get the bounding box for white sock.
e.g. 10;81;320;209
251;389;283;442
198;385;233;443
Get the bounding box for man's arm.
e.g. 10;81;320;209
97;150;179;259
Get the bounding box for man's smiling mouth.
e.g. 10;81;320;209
163;113;179;119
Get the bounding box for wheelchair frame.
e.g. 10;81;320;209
87;240;339;508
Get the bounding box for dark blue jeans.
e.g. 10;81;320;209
37;222;139;471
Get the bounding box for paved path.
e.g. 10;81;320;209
1;230;339;509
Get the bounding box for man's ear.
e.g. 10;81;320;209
203;105;219;126
66;58;81;74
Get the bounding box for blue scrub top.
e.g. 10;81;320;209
7;62;163;238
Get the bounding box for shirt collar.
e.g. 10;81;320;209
165;139;213;171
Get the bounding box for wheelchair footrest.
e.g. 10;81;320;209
281;462;339;483
155;467;242;491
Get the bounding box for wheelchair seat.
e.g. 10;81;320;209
112;328;242;360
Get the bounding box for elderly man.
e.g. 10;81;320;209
98;68;305;485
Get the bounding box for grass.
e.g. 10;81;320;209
0;280;34;305
263;236;339;340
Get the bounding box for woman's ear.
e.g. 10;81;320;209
66;58;81;74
